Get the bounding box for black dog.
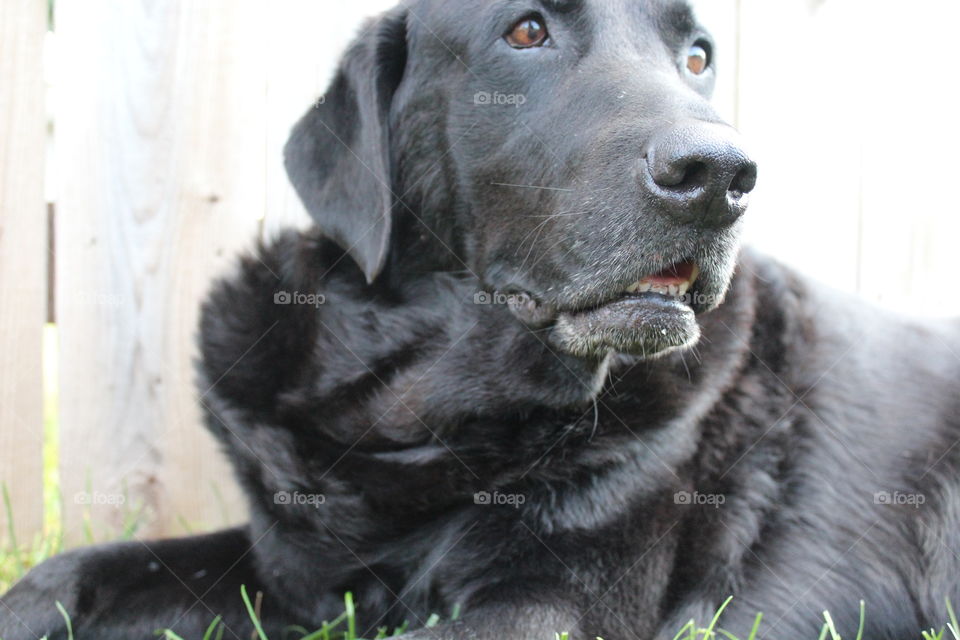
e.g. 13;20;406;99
4;1;960;639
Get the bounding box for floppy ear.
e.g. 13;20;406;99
284;9;408;284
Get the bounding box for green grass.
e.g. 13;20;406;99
163;595;960;640
154;590;413;640
0;325;65;594
5;587;958;640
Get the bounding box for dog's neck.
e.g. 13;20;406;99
196;235;780;601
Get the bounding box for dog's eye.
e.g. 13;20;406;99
506;16;549;48
687;42;711;75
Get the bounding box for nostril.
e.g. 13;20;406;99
652;159;709;191
678;162;708;191
728;163;758;196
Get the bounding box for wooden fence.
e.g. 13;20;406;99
2;0;959;547
1;0;47;547
1;0;398;546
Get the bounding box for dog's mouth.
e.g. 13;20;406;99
506;259;716;360
623;261;700;300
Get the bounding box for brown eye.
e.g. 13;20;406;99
506;16;549;48
687;43;710;75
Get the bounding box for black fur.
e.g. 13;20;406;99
4;1;960;639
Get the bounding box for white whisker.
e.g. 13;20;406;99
490;181;575;192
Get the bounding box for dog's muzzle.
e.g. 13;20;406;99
539;123;756;360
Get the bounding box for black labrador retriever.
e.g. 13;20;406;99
3;1;960;639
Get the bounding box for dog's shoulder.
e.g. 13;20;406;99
196;228;365;413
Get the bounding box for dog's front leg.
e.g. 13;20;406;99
0;527;289;640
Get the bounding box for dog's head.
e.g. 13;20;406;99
285;0;756;361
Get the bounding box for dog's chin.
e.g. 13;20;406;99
549;293;701;360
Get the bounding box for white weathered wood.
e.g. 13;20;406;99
56;0;264;542
692;0;740;126
0;0;47;547
850;0;960;316
736;0;960;316
737;0;865;293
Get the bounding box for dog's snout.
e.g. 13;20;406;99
644;123;757;228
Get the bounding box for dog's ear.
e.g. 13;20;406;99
284;9;408;284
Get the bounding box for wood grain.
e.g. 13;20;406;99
0;0;47;546
56;0;263;541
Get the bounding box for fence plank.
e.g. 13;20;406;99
736;0;960;317
852;0;960;316
736;0;865;292
0;0;47;546
56;0;264;542
692;0;739;127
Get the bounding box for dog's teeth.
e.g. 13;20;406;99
626;266;698;299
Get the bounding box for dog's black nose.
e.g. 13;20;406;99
644;123;757;228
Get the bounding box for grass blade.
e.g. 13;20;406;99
2;484;24;577
241;585;269;640
704;596;734;639
822;611;840;640
855;600;865;640
55;602;73;640
945;598;959;640
817;622;829;640
670;619;695;640
345;592;356;639
202;615;223;640
746;612;764;640
299;611;349;640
